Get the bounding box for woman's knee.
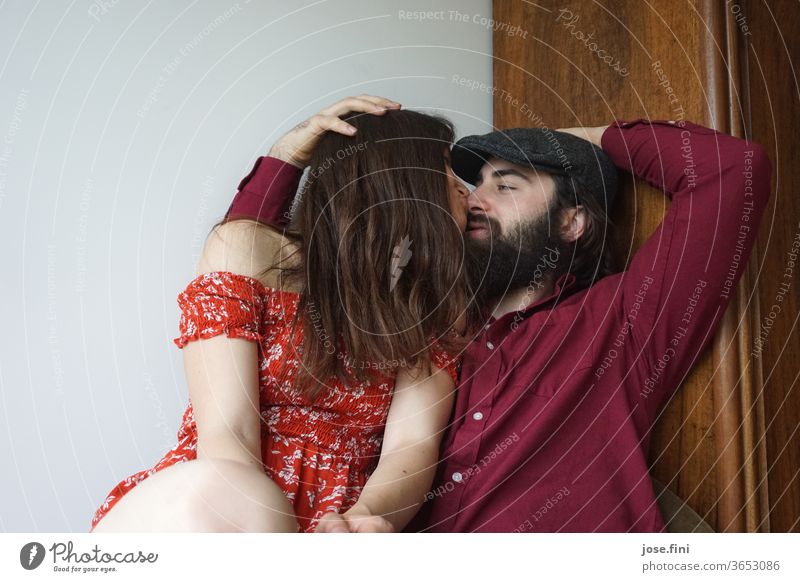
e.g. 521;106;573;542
182;458;298;532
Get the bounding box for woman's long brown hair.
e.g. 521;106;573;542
225;110;472;400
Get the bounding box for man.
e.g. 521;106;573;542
222;96;771;532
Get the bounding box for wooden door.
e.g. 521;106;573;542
491;0;799;532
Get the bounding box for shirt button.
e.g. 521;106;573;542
473;411;484;421
452;472;463;483
486;341;494;350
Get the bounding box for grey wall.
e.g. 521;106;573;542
0;0;492;532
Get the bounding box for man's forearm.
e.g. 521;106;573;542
599;119;770;203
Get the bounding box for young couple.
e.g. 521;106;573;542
89;95;771;533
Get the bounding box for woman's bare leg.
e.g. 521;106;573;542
90;458;298;533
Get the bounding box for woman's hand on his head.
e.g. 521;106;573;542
269;95;401;168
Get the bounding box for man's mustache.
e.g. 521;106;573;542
466;213;502;234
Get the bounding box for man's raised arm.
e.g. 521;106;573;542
604;119;772;418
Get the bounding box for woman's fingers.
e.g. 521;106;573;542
352;94;402;111
313;511;351;533
269;95;401;167
310;114;357;136
320;95;401;118
316;95;401;135
348;514;395;533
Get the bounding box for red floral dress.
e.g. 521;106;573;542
89;271;460;532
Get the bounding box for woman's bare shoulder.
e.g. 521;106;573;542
196;219;302;292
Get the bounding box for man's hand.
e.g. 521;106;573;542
268;95;401;168
313;507;395;533
556;125;608;148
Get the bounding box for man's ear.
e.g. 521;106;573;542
560;205;586;242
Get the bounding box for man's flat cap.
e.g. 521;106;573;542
451;127;618;209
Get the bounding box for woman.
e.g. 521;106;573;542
89;96;474;533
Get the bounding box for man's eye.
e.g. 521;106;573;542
498;184;515;191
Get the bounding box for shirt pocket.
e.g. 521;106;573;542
506;328;596;399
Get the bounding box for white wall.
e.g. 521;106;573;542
0;0;492;532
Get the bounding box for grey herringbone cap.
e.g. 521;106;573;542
451;127;618;209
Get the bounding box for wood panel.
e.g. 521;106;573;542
744;0;800;533
492;0;797;531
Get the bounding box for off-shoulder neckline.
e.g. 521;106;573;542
191;270;302;298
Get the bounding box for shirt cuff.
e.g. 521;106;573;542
600;118;720;155
236;155;303;193
226;155;303;225
601;119;678;162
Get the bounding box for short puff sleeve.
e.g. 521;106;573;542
172;271;270;349
429;333;462;385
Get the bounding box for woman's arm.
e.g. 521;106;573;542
316;360;455;533
224;95;401;228
184;220;285;472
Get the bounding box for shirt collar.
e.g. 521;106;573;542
487;271;578;327
524;271;577;312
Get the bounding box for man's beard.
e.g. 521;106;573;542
465;204;572;306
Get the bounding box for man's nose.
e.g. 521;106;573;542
467;185;488;213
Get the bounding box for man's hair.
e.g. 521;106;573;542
550;173;619;290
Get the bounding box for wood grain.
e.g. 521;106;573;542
492;0;798;532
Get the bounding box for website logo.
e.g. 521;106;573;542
20;542;46;570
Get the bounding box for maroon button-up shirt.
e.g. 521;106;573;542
225;120;771;532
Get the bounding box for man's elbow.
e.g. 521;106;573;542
748;141;772;185
725;139;773;215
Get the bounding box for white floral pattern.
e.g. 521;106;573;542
90;271;459;532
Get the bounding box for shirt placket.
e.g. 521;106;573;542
443;321;503;525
